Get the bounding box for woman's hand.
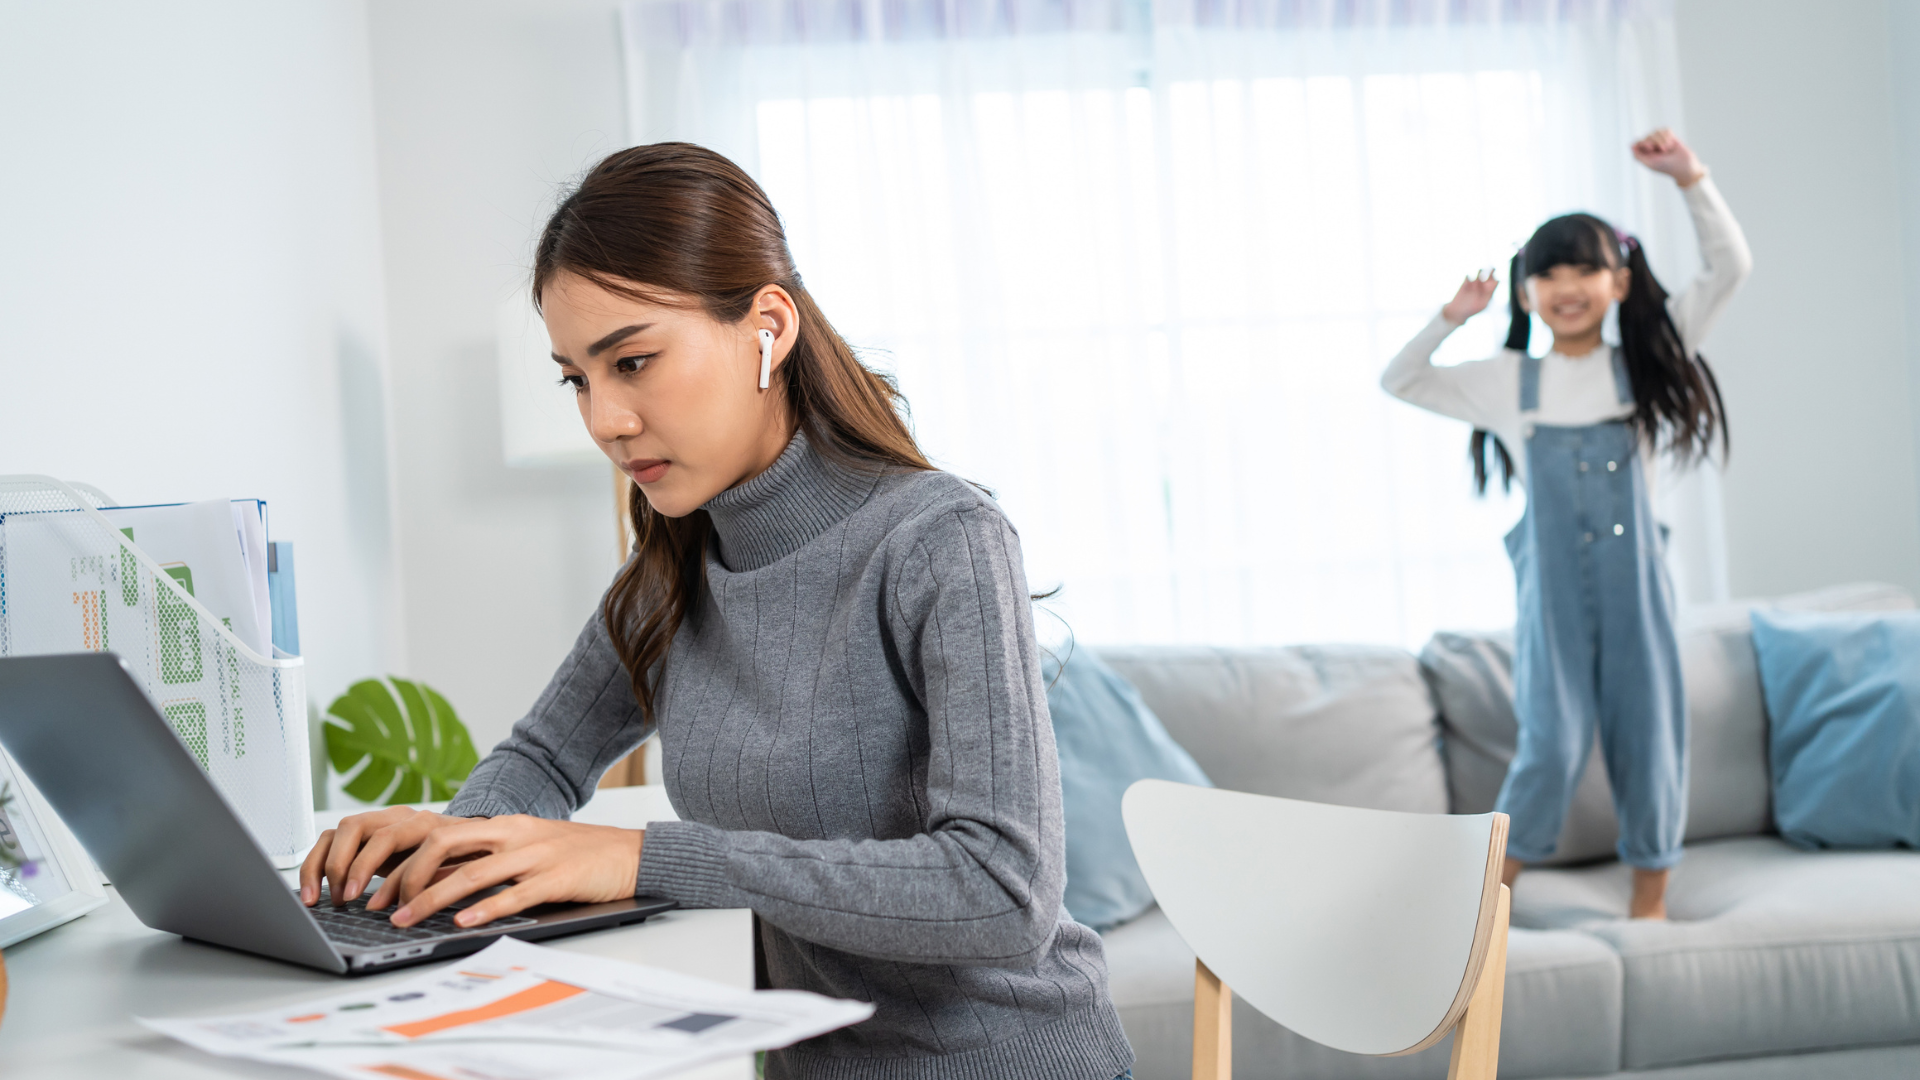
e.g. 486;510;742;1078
1441;269;1499;324
365;815;643;929
300;806;467;907
1632;128;1707;187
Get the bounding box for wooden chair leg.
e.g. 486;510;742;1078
1447;883;1511;1080
1193;958;1231;1080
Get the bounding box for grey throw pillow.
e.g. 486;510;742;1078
1099;644;1448;815
1419;630;1618;864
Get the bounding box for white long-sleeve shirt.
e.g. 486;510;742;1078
1380;177;1753;488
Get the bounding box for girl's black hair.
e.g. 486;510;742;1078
1470;212;1730;495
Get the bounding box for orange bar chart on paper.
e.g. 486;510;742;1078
137;937;874;1080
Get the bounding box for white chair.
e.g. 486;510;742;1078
1122;779;1511;1080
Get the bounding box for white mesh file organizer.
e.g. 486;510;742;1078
0;476;315;867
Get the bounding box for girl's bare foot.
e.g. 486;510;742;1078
1630;868;1670;919
1501;856;1524;889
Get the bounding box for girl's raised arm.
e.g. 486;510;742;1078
1632;129;1754;352
1380;271;1511;430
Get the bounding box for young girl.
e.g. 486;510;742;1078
1382;129;1752;919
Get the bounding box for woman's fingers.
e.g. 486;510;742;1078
366;852;478;910
380;817;520;910
448;876;563;929
392;846;547;928
342;813;445;905
299;829;335;905
323;810;398;902
321;820;368;901
314;807;428;903
345;818;643;929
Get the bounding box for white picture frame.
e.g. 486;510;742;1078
0;744;107;947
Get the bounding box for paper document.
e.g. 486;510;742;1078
140;936;874;1079
229;498;272;658
0;498;272;659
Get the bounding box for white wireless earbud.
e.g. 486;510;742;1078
757;329;774;390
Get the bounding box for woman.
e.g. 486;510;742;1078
299;143;1134;1079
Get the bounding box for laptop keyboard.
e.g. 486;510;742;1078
304;886;537;949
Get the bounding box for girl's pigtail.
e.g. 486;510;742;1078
1503;251;1530;352
1616;235;1730;463
1469;430;1516;495
1468;252;1528;495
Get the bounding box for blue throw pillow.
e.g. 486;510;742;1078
1044;649;1211;930
1752;609;1920;850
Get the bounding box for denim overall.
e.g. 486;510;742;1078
1496;349;1688;870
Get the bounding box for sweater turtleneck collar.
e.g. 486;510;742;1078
700;427;879;572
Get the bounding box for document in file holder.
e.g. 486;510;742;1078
0;477;314;866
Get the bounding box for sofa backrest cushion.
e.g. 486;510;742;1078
1423;582;1915;864
1095;645;1448;814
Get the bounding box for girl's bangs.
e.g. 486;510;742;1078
1521;214;1620;276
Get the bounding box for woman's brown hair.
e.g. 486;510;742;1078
532;142;932;724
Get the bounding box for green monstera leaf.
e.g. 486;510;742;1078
324;677;479;804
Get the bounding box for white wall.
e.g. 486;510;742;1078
1674;0;1920;599
0;1;403;707
1891;3;1920;528
366;0;632;752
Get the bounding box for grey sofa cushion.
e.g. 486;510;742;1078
1097;645;1447;814
1422;583;1915;864
1422;628;1618;865
1103;905;1623;1079
1556;1044;1920;1079
1513;836;1920;1070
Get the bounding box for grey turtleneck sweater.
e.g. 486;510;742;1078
447;430;1133;1080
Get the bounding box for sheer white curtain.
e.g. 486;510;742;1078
620;0;1722;649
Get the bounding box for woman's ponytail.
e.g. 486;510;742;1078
1468;252;1528;495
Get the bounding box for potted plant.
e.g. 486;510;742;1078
323;678;478;805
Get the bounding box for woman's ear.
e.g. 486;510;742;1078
1517;278;1534;314
751;286;801;373
1611;266;1632;302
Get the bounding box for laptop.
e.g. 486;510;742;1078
0;653;676;975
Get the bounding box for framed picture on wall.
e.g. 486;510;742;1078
0;745;106;947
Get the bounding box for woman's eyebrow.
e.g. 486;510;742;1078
550;322;657;365
587;323;653;356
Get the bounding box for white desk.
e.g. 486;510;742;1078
0;787;753;1079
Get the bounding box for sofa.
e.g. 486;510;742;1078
1093;582;1920;1080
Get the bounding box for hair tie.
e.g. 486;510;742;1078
1615;228;1640;253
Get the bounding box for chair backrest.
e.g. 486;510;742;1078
1123;779;1507;1056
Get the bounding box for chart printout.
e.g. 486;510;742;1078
139;937;873;1080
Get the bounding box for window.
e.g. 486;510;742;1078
624;0;1705;648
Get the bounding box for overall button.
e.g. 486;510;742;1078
1583;532;1595;543
1613;524;1624;536
1607;461;1618;471
1578;462;1589;472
